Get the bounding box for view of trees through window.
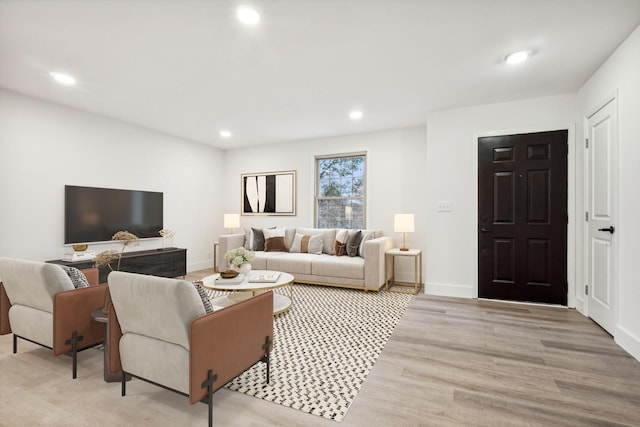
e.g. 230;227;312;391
316;153;366;229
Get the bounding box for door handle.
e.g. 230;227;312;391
598;226;615;234
480;227;493;233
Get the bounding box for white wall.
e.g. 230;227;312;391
0;90;224;272
576;25;640;360
425;94;577;299
221;127;428;282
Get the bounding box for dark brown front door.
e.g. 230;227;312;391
478;130;568;305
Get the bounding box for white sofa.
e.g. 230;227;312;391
217;228;394;291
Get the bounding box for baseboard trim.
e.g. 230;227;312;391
424;282;473;299
188;260;213;273
615;326;640;362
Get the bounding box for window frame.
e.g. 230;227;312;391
314;151;367;229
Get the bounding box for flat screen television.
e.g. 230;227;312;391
65;185;163;244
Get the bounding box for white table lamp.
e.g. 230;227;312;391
224;213;240;233
394;213;414;251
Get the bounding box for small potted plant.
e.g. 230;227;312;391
224;247;255;275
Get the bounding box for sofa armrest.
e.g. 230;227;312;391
189;291;274;404
363;236;395;290
107;303;123;375
52;285;107;355
0;282;11;335
217;233;246;271
80;268;99;286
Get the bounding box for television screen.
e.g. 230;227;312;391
65;185;163;244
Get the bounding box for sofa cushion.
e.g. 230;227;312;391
295;228;337;255
252;251;287;270
267;253;315;275
346;230;362;257
311;255;364;280
284;228;297;250
290;234;323;255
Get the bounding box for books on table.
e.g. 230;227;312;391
214;274;244;284
62;251;96;262
248;271;281;283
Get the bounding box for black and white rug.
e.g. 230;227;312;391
207;284;412;422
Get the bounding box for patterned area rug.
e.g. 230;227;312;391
207;284;412;422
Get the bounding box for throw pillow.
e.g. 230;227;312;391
264;228;288;252
307;234;324;255
244;228;254;250
346;230;363;257
358;230;375;257
192;281;214;314
59;265;90;289
333;228;348;257
289;233;305;253
296;228;337;255
290;234;324;255
252;227;266;251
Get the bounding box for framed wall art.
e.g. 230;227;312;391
241;170;296;216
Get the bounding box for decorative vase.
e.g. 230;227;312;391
236;263;252;275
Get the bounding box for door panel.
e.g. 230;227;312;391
478;130;568;304
587;99;617;334
494;172;515;223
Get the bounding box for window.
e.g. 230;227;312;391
315;152;366;229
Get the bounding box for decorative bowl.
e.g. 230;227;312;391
72;244;88;252
220;270;239;279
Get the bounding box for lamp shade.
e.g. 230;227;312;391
394;213;415;233
223;213;240;229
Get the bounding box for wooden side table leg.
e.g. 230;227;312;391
414;255;419;294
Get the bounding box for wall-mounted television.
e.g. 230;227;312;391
65;185;163;244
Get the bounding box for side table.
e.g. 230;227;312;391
90;309;130;383
386;248;423;294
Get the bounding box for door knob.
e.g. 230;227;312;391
598;226;615;234
480;227;493;233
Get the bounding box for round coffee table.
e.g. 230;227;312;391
200;270;294;315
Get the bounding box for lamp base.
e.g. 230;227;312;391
400;247;409;251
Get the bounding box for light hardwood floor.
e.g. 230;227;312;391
1;269;639;426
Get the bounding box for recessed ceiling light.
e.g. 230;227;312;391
349;110;363;120
220;130;232;138
49;71;76;86
504;50;530;65
236;5;260;25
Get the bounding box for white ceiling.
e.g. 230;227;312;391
1;1;640;149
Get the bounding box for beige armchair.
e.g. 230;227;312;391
0;258;107;378
107;271;273;427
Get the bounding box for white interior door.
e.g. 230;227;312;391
586;98;617;335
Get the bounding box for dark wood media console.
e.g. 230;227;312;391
48;248;187;284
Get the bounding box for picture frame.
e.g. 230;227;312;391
241;170;296;216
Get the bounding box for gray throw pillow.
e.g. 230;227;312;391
252;227;266;251
346;230;363;257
